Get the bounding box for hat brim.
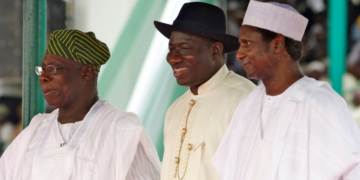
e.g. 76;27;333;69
154;21;239;53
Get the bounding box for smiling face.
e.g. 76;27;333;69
236;25;275;80
167;31;218;90
39;54;84;108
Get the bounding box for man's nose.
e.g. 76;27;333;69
236;46;246;61
39;72;51;84
167;51;183;65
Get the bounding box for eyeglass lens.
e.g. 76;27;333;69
35;65;57;75
35;66;42;75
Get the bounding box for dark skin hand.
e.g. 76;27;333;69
237;25;303;96
39;54;99;124
167;31;225;95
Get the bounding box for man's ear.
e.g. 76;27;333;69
82;65;96;81
211;42;224;60
271;34;285;54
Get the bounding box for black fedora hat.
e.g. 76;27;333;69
154;2;239;53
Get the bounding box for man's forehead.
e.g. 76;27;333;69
42;54;73;66
170;31;195;39
169;31;207;44
239;26;261;38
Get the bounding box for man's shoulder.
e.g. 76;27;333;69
221;71;256;92
309;84;347;107
298;77;344;103
115;111;143;130
98;100;143;131
13;110;58;143
218;71;256;97
29;109;58;127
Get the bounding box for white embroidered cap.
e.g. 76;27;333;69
242;0;308;41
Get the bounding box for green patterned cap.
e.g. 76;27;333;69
45;29;110;71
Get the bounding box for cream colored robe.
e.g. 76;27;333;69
161;65;256;180
212;77;360;180
0;100;161;180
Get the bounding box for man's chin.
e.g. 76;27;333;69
245;72;258;80
176;79;189;87
45;99;60;108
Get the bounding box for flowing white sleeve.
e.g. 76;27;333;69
0;125;34;180
0;131;22;179
126;142;161;180
308;88;360;179
115;113;161;180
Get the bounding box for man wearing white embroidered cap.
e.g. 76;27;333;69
212;1;360;179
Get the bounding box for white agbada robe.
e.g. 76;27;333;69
0;100;161;180
161;65;256;180
212;77;360;180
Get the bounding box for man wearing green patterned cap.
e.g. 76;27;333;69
0;29;161;180
45;29;109;71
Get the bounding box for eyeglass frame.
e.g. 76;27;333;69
35;63;89;76
35;65;63;76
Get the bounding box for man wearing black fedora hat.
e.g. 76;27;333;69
154;2;255;180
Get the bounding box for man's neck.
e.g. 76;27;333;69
190;85;200;95
262;63;304;96
57;96;99;124
189;63;224;95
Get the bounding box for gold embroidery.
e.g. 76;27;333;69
174;99;196;179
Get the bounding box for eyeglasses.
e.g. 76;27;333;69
35;65;62;75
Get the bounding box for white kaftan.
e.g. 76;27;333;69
0;100;161;180
161;65;256;180
212;77;360;180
